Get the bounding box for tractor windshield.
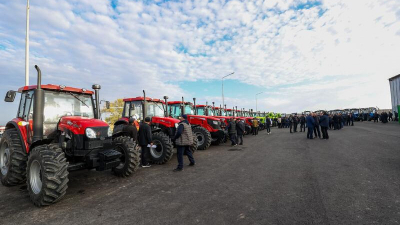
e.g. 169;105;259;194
197;107;214;116
123;101;164;120
226;111;234;117
44;91;94;123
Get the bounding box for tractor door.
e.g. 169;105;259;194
17;91;34;143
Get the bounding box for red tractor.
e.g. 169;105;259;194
0;66;139;206
168;98;224;150
113;91;197;165
194;102;229;144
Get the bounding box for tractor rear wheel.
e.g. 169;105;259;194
112;136;140;177
0;128;28;186
150;132;173;164
193;126;211;150
190;133;198;153
27;144;69;207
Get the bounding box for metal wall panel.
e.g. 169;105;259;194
390;76;400;113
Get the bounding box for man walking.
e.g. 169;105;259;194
227;118;237;146
319;111;329;140
172;115;195;172
138;117;153;168
236;119;245;145
306;114;315;139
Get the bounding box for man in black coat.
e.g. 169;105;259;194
388;111;393;121
313;113;321;138
289;116;293;133
138;117;153;168
293;115;298;132
319;112;329;139
333;114;339;130
236;119;245;145
226;118;237;146
300;115;306;132
122;117;138;141
266;117;272;134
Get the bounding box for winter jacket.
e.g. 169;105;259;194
174;120;193;146
252;119;259;127
319;115;329;127
236;121;245;135
314;116;320;126
138;122;152;146
227;121;237;134
306;115;315;128
122;124;138;141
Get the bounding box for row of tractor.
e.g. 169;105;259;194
0;66;274;207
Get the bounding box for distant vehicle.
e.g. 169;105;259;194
350;108;360;120
303;111;311;115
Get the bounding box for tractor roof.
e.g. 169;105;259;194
168;101;193;105
226;109;233;111
196;105;210;107
123;97;165;103
213;107;220;110
18;84;94;95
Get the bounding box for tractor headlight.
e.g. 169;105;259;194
175;123;179;128
85;128;97;139
107;127;113;137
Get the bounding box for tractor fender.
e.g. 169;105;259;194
6;120;28;153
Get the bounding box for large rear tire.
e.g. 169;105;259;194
112;136;140;177
193;126;211;150
190;133;198;153
0;128;28;186
150;132;173;164
27;144;69;207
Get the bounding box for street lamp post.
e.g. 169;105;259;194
256;92;264;112
222;72;234;108
25;0;30;86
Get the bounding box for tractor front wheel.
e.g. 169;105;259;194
150;132;173;164
112;136;140;177
27;144;69;207
0;128;28;186
193;126;211;150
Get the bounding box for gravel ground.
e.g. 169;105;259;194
0;121;399;225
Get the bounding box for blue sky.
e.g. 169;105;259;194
0;0;400;124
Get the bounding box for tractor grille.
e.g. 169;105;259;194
207;119;221;130
90;126;109;139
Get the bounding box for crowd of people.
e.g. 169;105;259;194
372;111;398;123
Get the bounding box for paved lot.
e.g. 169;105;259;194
1;121;400;225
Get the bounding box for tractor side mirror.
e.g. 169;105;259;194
105;101;110;109
4;90;16;102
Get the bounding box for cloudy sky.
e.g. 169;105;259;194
0;0;399;124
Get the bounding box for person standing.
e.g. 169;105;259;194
333;114;339;130
300;115;306;132
138;117;153;168
289;115;293;133
388;111;393;121
266;116;272;134
313;113;321;139
277;117;282;128
395;111;399;121
293;115;298;132
172;115;195;172
319;111;329;140
350;113;354;126
329;115;333;130
227;118;237;146
306;114;315;139
122;117;138;141
374;112;379;123
236;119;245;145
252;117;259;135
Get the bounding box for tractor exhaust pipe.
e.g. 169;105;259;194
163;96;169;117
212;102;215;115
33;65;44;142
220;104;222;116
143;90;147;121
235;106;238;117
181;96;185;115
92;84;101;119
193;98;196;115
205;101;208;116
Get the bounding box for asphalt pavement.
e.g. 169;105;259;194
1;121;400;225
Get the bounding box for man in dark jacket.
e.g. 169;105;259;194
226;118;237;146
138;117;153;168
122;117;138;141
306;114;315;139
172;115;195;172
293;115;298;132
300;115;306;132
266;117;272;134
388;111;393;121
289;116;293;133
236;119;245;145
319;112;329;139
333;114;339;130
313;113;321;139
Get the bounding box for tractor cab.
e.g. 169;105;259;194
1;65;139;207
195;105;215;117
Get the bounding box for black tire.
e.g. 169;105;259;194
0;128;28;186
193;126;211;150
190;133;198;153
27;144;69;207
211;135;224;146
112;136;140;177
150;132;173;165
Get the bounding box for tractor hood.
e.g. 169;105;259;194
188;115;219;121
152;116;180;128
59;116;109;135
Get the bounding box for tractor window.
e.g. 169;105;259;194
147;102;164;118
43;91;94;123
23;91;34;120
17;93;26;118
207;108;214;116
197;107;206;116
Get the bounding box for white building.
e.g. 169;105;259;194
389;74;400;113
